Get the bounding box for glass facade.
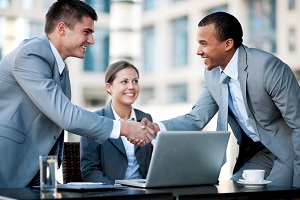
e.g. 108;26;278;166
84;28;110;72
142;26;155;73
21;0;34;10
289;27;296;52
28;21;44;37
0;0;10;8
142;0;155;11
288;0;295;10
168;84;187;103
249;0;276;53
139;87;154;105
86;0;110;13
172;16;188;68
43;0;54;9
207;5;228;13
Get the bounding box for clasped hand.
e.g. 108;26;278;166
123;118;160;146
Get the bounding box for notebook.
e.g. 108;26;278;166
115;130;230;188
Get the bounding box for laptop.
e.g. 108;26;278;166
115;130;230;188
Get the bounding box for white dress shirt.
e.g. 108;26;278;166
223;48;260;142
111;106;142;179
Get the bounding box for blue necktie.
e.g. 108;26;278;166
217;72;230;131
52;68;67;166
60;68;66;93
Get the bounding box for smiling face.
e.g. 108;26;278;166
196;24;233;71
59;16;95;60
106;68;140;108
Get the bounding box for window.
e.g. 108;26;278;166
288;28;296;52
168;84;187;103
86;0;110;13
0;0;10;8
249;0;276;53
139;87;154;105
84;28;109;72
288;0;295;10
29;21;44;37
142;0;155;11
142;26;155;73
21;0;34;10
43;0;53;9
207;5;228;14
83;87;107;107
172;16;188;68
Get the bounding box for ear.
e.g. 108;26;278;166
57;22;67;36
224;38;234;51
105;83;111;94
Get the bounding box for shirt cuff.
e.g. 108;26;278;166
110;120;121;139
156;121;167;131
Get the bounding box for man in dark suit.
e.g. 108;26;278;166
141;12;300;188
0;0;151;188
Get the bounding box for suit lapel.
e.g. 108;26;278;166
41;35;71;100
104;103;127;156
238;45;258;134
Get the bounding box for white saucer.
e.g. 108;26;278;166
237;179;272;188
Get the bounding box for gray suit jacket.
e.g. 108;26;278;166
0;35;114;188
80;103;153;184
161;45;300;187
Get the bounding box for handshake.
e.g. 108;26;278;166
121;118;160;146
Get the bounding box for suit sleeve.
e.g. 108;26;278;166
12;39;113;144
263;57;300;187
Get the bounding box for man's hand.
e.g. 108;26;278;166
141;118;160;137
120;121;153;146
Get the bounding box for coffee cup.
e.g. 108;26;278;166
242;169;265;183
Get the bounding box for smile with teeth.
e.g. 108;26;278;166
125;93;134;97
81;45;87;51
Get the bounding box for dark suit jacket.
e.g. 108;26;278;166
80;103;153;184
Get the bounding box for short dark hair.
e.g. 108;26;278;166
198;12;243;48
105;60;139;85
45;0;98;34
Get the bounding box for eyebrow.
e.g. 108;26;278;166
84;28;94;33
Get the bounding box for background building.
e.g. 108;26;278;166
0;0;299;181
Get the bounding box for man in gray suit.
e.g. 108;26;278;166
0;0;151;188
141;12;300;188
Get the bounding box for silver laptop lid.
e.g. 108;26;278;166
145;131;230;188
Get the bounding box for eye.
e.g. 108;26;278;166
133;79;139;84
121;80;127;84
200;41;206;46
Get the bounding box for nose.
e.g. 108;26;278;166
88;34;94;45
196;46;203;56
128;82;134;89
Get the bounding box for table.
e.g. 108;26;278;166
0;180;300;199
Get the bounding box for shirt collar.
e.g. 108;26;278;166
111;105;136;122
49;40;65;75
220;47;239;81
